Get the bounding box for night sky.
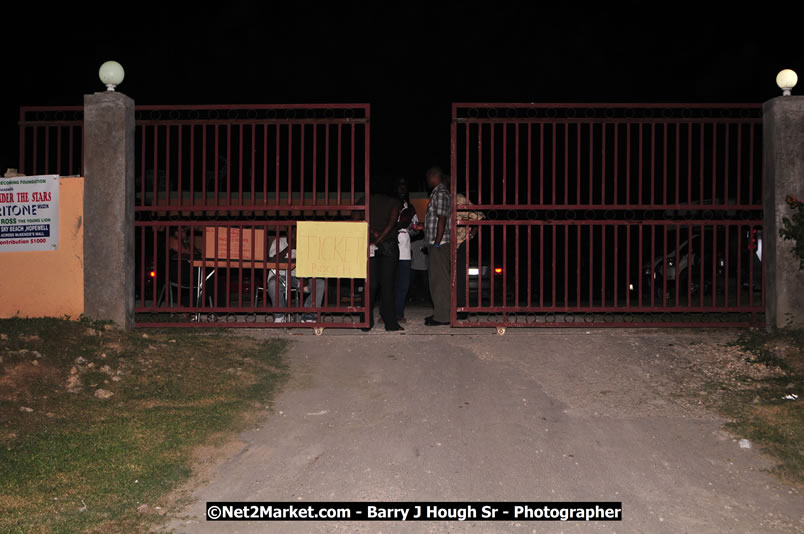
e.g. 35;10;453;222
3;3;799;184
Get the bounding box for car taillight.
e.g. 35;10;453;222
749;228;758;251
494;267;503;274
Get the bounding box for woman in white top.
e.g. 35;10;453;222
395;179;417;322
266;226;325;323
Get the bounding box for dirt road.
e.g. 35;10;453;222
166;323;802;533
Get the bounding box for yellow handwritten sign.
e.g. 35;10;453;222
295;221;368;278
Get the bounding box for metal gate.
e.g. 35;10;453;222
450;103;764;327
19;104;371;329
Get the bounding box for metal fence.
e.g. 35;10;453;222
20;104;371;329
19;106;84;177
20;102;766;329
451;103;764;328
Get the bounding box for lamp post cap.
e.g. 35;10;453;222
99;61;125;91
776;69;798;96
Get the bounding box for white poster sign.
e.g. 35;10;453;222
0;175;59;252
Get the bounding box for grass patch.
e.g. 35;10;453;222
0;317;288;533
722;328;804;483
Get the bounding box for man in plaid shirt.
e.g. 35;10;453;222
424;166;451;326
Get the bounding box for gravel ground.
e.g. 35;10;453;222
165;312;802;534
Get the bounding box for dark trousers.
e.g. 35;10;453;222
410;268;430;304
368;245;400;329
167;256;195;306
168;255;220;307
456;242;467;308
395;259;411;319
427;244;451;323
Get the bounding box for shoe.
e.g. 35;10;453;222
301;314;316;323
425;317;450;326
273;315;286;323
385;324;404;332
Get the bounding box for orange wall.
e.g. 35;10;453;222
0;177;84;319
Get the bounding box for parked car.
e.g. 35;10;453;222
630;226;760;302
465;255;512;306
134;254;157;303
744;227;763;291
646;232;722;300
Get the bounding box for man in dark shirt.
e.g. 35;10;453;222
424;167;451;326
365;190;404;331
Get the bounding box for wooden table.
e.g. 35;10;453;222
191;260;294;270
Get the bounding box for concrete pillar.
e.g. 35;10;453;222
763;96;804;329
83;92;135;328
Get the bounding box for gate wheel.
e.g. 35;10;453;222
314;327;324;336
496;326;507;336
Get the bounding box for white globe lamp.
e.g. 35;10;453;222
99;61;125;92
776;69;798;96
